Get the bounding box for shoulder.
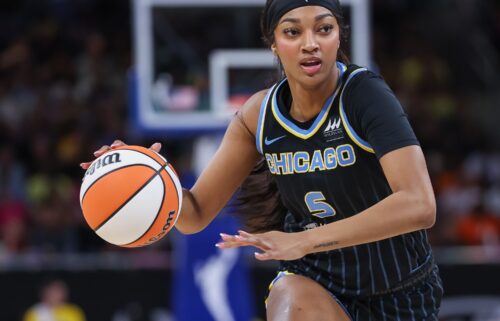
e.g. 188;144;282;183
236;89;270;137
341;67;402;119
343;67;392;99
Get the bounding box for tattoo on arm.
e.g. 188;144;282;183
313;241;339;249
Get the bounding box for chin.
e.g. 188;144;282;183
298;73;330;88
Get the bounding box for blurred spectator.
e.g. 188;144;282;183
0;144;27;201
0;194;27;254
438;169;482;220
0;144;28;254
484;184;500;215
455;203;500;246
23;279;86;321
74;32;121;102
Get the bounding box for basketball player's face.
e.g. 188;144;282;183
272;6;340;86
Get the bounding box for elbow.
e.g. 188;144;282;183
174;210;212;235
176;228;199;235
175;189;211;235
176;225;205;235
414;195;436;229
175;220;208;235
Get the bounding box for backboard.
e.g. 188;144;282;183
131;0;371;134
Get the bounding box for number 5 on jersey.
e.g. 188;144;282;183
305;191;336;218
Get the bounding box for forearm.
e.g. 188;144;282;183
174;138;260;235
303;190;436;253
171;93;265;235
175;180;242;234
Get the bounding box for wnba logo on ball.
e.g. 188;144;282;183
85;153;122;177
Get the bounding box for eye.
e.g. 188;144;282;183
283;27;300;37
318;24;334;33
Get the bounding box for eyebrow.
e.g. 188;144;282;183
280;13;334;25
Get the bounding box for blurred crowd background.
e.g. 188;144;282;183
1;0;499;258
0;0;499;319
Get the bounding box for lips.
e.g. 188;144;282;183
300;57;322;75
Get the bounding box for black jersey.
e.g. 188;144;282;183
255;62;435;297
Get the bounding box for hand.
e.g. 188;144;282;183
216;230;308;261
79;140;162;169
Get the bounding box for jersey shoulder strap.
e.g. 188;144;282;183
338;64;374;153
255;80;283;154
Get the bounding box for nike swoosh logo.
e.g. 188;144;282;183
264;135;286;146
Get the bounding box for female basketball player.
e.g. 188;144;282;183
82;0;443;320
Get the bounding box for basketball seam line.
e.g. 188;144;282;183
82;148;167;204
81;164;150;205
123;168;167;246
166;166;182;229
94;163;168;232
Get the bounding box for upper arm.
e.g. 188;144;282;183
379;146;433;195
346;73;435;222
188;90;267;225
379;144;436;226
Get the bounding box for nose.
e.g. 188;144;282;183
301;30;319;53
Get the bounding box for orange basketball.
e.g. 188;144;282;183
79;145;182;247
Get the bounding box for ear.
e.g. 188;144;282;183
271;43;278;56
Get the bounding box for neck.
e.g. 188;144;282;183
288;66;339;122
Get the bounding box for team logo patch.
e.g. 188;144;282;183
323;117;344;141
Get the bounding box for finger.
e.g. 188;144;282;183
238;231;272;250
110;140;126;149
216;240;268;250
218;234;242;246
93;145;110;157
238;230;264;241
218;233;268;250
219;234;253;247
233;238;271;251
215;242;242;249
80;162;92;169
219;233;239;242
150;142;162;153
216;236;254;248
238;230;252;237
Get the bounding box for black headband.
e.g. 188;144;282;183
265;0;342;33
